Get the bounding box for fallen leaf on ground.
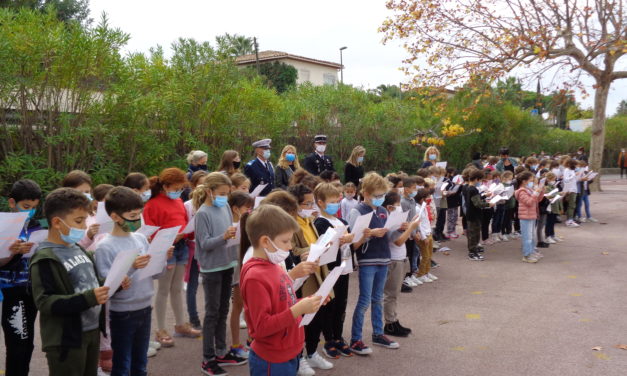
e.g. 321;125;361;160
443;251;450;255
602;252;609;255
614;344;627;350
595;352;610;360
437;320;451;325
592;346;603;351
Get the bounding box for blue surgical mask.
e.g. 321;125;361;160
475;182;481;187
84;192;93;201
575;167;581;172
526;182;534;189
324;203;340;216
213;195;228;208
263;150;271;159
372;197;385;207
141;190;152;202
166;190;183;200
19;207;36;220
357;156;364;163
409;190;417;198
285;153;296;162
429;154;437;161
59;219;86;244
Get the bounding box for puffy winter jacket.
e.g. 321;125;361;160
515;188;544;220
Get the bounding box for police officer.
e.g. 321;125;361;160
244;138;275;196
303;134;335;176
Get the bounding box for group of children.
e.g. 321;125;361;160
0;146;598;376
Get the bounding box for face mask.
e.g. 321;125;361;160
213;194;228;208
371;197;385;207
19;207;36;220
345;193;355;200
119;217;142;233
298;209;315;218
84;192;93;201
264;239;290;265
429;154;437;161
575;167;581;172
409;190;417;198
59;219;86;244
357;156;364;163
526;182;534;189
503;180;512;185
577;151;582;155
324;203;340;216
532;165;539;170
166;190;183;200
141;190;152;202
475;182;481;187
285;153;296;162
232;161;241;169
316;144;326;153
262;150;271;159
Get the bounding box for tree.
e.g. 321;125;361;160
617;100;627;116
381;0;627;190
0;0;91;23
257;61;297;94
215;33;254;58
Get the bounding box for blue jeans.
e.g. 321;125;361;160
167;239;189;266
351;264;388;341
109;306;152;376
575;191;591;218
249;349;299;376
520;219;537;257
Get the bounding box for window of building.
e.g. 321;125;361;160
299;69;310;82
323;73;337;85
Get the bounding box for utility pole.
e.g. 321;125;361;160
339;46;347;84
254;37;260;74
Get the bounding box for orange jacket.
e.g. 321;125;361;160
619;152;627;168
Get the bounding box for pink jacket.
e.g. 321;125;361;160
515;188;544;220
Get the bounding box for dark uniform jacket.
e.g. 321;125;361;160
303;152;334;176
244;158;275;196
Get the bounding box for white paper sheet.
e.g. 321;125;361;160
300;261;346;327
250;184;268;198
502;186;515;199
292;275;309;291
136;226;181;281
550;195;563;204
104;248;140;297
413;203;427;223
489;195;507;204
136;225;160;239
226;222;241;248
436;161;447;169
254;196;265;209
319;227;344;266
350;212;374;244
95;201;113;225
0;212;30;258
384;210;409;232
306;242;331;263
546;188;559;197
341;255;354;275
181;219;195;235
585;172;598;180
315;228;337;248
25;230;48;257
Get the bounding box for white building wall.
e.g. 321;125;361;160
278;58;339;86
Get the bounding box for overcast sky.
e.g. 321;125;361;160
90;0;626;115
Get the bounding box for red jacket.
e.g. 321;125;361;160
515;188;544;220
241;258;303;363
143;193;188;234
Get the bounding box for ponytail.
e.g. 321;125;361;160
149;176;162;201
192;172;232;210
191;185;209;211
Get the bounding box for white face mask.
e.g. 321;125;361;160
316;144;326;153
264;239;290;265
298;209;315;218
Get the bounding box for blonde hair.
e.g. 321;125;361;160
230;173;250;188
277;145;301;170
360;172;389;195
347;145;366;166
314;182;342;204
423;146;440;162
192;172;232;210
246;204;300;248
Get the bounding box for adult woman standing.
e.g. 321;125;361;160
344;146;366;187
422;146;440;168
275;145;301;190
186;150;209;180
217;150;241;177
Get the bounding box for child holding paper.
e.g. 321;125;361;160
400;177;421;287
415;189;437;283
143;168;200;347
30;188;111;375
575;160;597;223
465;170;494;261
95;186;170;376
544;172;563;244
287;183;334;373
500;171;517;241
515;172;545;263
227;191;254;359
1;179;42;376
62;170;101;249
240;204;323;376
313;183;355;359
382;191;418;337
193;172;247;375
348;172;398;355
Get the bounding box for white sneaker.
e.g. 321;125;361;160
149;341;161;350
433;241;441;248
418;275;433;283
403;276;417;287
546;237;556;244
566;220;580;227
147;347;157;358
410;275;423;285
298;358;316;376
239;312;247;329
587;217;598;223
500;234;510;242
491;234;501;243
307;352;333;370
579;217;587;223
427;273;438;281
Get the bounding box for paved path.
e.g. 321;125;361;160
3;176;627;375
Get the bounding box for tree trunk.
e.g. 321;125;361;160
588;81;610;192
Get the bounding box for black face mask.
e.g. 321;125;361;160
190;164;208;172
232;161;241;169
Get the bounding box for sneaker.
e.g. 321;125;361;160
468;253;482;261
174;323;201;338
322;342;341;359
500;234;510;242
522;255;538;263
298;358;316;376
147;347;157;358
578;217;586;223
483;238;495;245
230;344;249;359
149;341;161;351
532;251;544;259
384;322;409;338
350;340;373;355
478;253;485;260
216;351;248;367
201;360;228;376
587;217;598;223
396;321;412;334
190;318;202;331
334;339;353;357
307;351;333;369
404;276;417;287
239;312;247;329
431;260;440;268
449;232;460;239
491;234;501;243
409;275;422;285
401;283;413;293
372;334;400;349
537;242;549;248
427;273;438;281
418;275;433;283
566;220;580;228
546;237;556;244
433;241;441;248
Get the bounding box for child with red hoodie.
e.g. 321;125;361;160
514;171;545;264
241;204;321;376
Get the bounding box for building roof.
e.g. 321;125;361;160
235;50;342;69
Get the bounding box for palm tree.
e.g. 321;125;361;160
215;33;253;57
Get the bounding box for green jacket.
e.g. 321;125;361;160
29;243;106;354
